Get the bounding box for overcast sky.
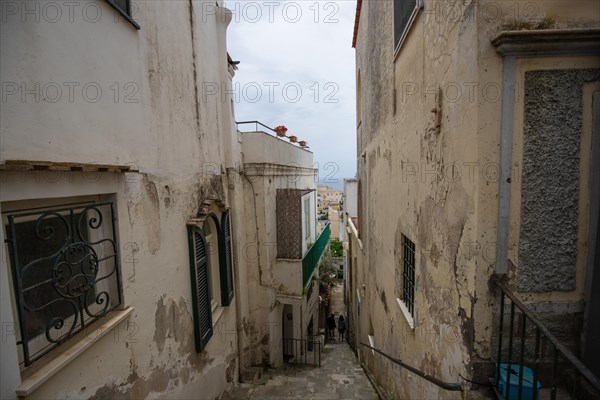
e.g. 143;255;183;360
225;0;357;189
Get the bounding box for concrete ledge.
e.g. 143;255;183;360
243;163;317;177
16;307;134;397
492;28;600;56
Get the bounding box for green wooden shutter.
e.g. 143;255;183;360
219;211;234;306
187;226;213;352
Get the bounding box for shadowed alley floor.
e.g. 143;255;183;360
222;341;379;400
222;280;379;400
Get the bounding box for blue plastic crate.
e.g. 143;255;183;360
497;363;542;400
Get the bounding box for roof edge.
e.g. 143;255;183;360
352;0;362;48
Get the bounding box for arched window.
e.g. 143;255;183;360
187;206;234;352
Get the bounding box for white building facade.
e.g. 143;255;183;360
0;1;326;398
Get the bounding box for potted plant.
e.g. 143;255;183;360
299;140;307;147
289;135;297;143
274;125;288;137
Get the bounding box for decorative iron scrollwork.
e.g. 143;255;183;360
6;202;122;366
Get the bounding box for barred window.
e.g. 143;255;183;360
3;200;122;367
401;235;416;316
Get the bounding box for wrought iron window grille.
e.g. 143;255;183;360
5;202;123;367
402;235;415;316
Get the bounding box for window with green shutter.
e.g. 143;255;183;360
188;226;213;352
187;207;235;352
219;211;234;306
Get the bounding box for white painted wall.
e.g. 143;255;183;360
340;179;358;242
0;1;243;398
343;179;358;218
241;131;313;167
239;130;318;369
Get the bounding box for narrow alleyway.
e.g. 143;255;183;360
223;281;379;400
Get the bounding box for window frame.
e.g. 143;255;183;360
219;211;234;306
204;232;221;312
304;197;311;240
105;0;141;30
393;0;422;59
187;208;235;352
2;198;123;368
188;225;213;352
401;235;416;316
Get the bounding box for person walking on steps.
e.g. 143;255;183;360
327;314;336;340
338;315;346;341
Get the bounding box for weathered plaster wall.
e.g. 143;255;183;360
354;0;479;398
353;0;600;397
493;57;600;372
238;131;317;369
1;1;243;399
519;68;600;292
241;131;313;167
340;179;357;243
507;56;600;307
346;219;364;356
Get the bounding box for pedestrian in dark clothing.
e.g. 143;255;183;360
327;314;336;340
338;315;346;341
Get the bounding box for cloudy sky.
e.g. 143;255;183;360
225;0;357;189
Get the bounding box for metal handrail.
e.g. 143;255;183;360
359;342;463;391
236;120;277;134
491;275;600;399
236;120;310;149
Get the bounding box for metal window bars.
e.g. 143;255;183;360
402;235;415;316
5;202;122;367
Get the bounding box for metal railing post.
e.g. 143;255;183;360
491;276;600;398
496;291;505;388
517;315;526;400
551;347;559;400
506;302;516;400
532;327;541;400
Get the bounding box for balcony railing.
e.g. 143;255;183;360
302;223;330;288
491;275;600;400
236;120;278;134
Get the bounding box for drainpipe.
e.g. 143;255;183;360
495;56;517;274
227;168;247;381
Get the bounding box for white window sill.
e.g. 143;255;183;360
367;335;375;355
212;306;226;328
396;298;415;330
16;307;134;397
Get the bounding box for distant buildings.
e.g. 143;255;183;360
317;185;342;212
317;185;343;240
